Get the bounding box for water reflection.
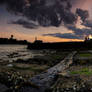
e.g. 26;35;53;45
0;45;43;62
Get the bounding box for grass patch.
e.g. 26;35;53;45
70;68;92;75
50;54;64;60
13;65;30;70
79;53;92;57
78;60;88;65
13;64;49;73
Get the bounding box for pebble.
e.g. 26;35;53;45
7;64;13;67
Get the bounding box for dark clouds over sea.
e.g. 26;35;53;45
0;0;92;40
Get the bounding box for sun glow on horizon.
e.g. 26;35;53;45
88;35;92;39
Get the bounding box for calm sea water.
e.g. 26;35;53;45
0;45;42;62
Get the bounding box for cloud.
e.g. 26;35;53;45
25;0;78;26
43;25;92;40
43;33;81;39
0;0;89;28
0;0;25;13
76;8;89;22
12;19;38;29
67;26;92;38
83;20;92;28
0;0;78;27
0;0;6;4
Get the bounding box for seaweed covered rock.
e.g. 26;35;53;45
48;75;92;92
0;83;9;92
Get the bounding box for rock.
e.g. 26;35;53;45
0;83;9;92
7;64;13;67
27;52;77;92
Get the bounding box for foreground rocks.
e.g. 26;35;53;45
50;75;92;92
18;51;77;92
0;71;30;92
0;83;9;92
0;51;76;92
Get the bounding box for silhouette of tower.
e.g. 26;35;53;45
10;35;14;39
35;37;37;41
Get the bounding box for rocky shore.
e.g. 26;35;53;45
50;74;92;92
17;51;77;92
48;50;92;92
0;51;76;92
1;50;92;92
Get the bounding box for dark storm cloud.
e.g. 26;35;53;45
0;0;89;28
0;0;91;40
0;0;78;27
0;0;25;13
23;0;77;27
12;19;38;29
76;8;89;22
43;33;81;39
0;0;6;4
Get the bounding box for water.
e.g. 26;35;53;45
0;45;42;62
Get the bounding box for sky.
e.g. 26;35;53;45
0;0;92;42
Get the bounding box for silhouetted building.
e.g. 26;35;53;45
0;35;29;45
10;35;14;40
34;37;43;44
28;36;92;50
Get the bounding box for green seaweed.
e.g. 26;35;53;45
70;68;92;75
